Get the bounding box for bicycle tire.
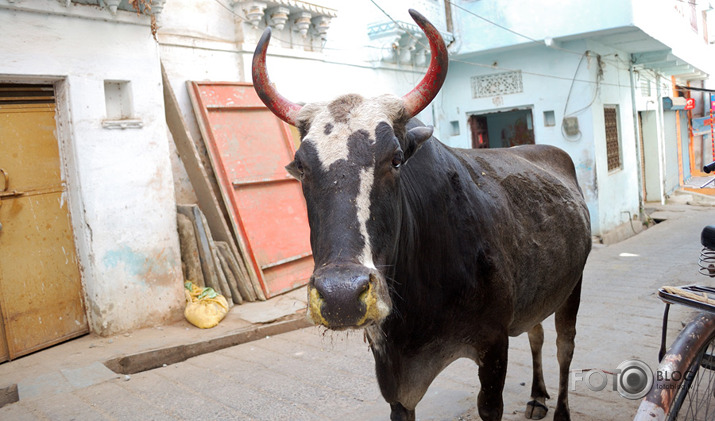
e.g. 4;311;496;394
667;333;715;420
635;312;715;421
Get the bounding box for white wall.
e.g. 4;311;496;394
0;4;185;335
632;0;715;75
586;40;641;234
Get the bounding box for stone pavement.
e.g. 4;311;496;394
1;204;714;420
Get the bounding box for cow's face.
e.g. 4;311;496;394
251;9;447;330
286;94;432;329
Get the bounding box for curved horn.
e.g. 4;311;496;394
402;9;449;118
252;28;302;126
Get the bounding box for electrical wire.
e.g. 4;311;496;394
207;0;636;90
444;0;628;70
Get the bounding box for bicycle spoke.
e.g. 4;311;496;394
676;341;715;420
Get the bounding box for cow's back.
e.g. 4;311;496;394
456;144;591;335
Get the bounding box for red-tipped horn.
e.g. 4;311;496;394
402;9;449;118
252;28;302;126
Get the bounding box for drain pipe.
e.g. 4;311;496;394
629;63;646;221
655;74;667;205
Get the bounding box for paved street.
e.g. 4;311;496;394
1;204;714;420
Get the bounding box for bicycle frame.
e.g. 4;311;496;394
635;312;715;420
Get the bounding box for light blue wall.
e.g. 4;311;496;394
453;0;633;54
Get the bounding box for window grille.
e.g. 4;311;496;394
604;106;621;172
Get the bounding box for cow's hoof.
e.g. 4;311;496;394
525;399;548;419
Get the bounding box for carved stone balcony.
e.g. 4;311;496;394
232;0;337;42
368;20;453;66
64;0;165;18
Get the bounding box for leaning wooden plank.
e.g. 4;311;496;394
185;79;266;301
217;241;256;302
192;205;224;295
178;205;220;293
210;243;233;307
215;242;243;304
176;212;205;287
178;205;218;292
161;63;265;301
222;241;254;300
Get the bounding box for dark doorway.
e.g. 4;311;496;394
468;109;535;149
468;115;489;148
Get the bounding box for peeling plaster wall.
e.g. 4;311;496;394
0;5;185;335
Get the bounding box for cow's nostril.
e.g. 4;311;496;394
358;281;370;301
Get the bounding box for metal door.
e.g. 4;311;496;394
189;82;313;298
0;84;88;361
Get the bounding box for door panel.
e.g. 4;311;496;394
0;96;88;361
189;82;313;298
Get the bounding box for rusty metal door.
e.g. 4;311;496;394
189;82;313;298
0;84;88;361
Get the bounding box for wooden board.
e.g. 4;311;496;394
187;82;312;298
161;64;263;300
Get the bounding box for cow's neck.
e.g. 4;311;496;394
382;138;496;338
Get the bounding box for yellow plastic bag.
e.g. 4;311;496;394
184;281;229;329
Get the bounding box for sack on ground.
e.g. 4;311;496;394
184;281;229;329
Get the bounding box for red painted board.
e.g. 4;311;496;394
189;82;312;298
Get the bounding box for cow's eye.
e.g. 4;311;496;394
296;159;304;175
392;151;403;169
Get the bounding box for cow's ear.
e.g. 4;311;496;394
285;159;303;180
404;126;433;162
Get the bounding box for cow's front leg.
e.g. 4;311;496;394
372;341;449;421
477;334;509;421
390;403;415;421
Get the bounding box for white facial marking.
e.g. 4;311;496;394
299;94;405;172
297;95;405;270
357;167;375;269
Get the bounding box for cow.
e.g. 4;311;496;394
252;9;591;421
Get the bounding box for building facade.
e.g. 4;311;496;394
440;0;715;241
0;0;713;355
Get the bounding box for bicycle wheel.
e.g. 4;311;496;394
636;312;715;421
667;335;715;420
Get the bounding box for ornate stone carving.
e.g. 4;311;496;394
368;20;453;66
233;0;337;46
471;71;524;98
292;11;312;37
236;1;268;28
266;6;290;30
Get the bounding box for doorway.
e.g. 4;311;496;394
639;110;661;202
0;83;88;361
468;109;535;149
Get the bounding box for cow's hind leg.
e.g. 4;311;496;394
525;323;550;419
553;277;582;421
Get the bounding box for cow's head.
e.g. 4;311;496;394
252;10;448;330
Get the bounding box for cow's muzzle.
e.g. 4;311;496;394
307;264;389;329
